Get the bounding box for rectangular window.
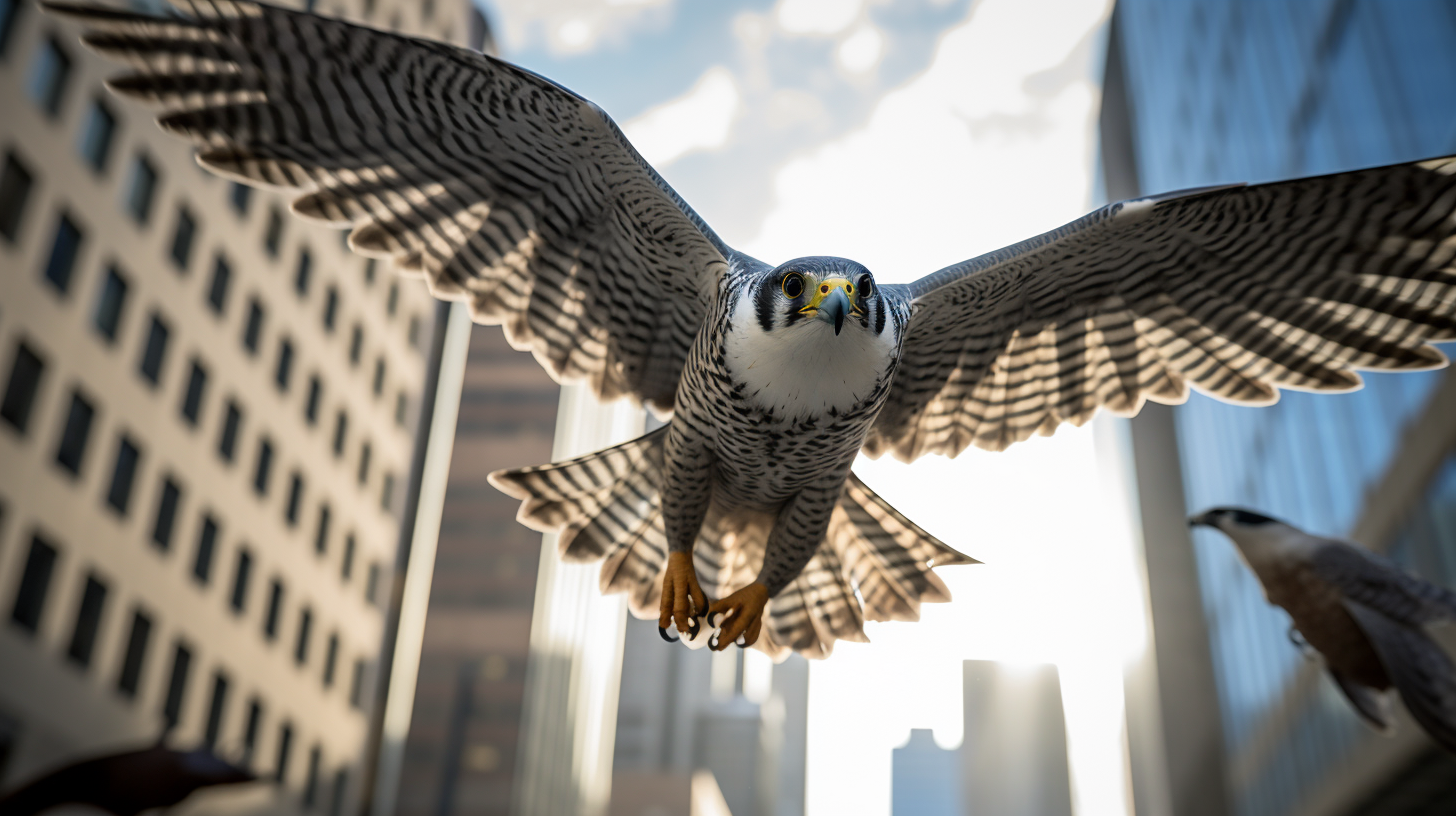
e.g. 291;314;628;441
385;282;399;317
365;562;380;607
218;400;242;462
394;392;408;427
193;514;219;583
323;286;338;332
41;212;83;294
66;573;108;668
0;152;35;243
116;609;152;699
381;473;395;515
314;504;330;554
151;477;182;550
203;671;229;749
371;357;385;396
294;607;312;665
242;698;262;767
105;435;141;514
26;37;71;116
341;535;355;582
55;390;95;476
285;472;303;526
94;266;129;342
124;154;158;225
77;99;116;172
330;769;348;816
322;632;338;687
263;206;284;258
243;298;264;355
229;182;251;215
348;324;363;367
253;437;273;496
275;339;293;392
169;205;195;271
303;745;321;807
349;659;366;709
263;578;283;640
294;248;312;296
162;641;192;727
1;342;45;433
10;535;58;635
230;548;252;614
407;315;421;351
305;376;321;425
357;442;371;485
138;313;170;386
363;258;377;285
180;360;207;426
207;255;231;314
332;412;347;457
275;722;293;784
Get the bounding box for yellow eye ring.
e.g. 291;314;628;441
782;272;805;299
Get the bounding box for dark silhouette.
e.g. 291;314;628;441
0;742;254;816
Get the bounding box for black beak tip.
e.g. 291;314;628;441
833;312;844;335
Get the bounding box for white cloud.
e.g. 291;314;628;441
484;0;673;55
775;0;866;36
622;67;743;169
835;23;884;75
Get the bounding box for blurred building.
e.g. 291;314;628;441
0;0;474;813
1102;2;1456;816
890;728;959;816
960;661;1071;816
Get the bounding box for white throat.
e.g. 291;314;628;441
1224;522;1318;578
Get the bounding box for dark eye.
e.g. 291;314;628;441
782;272;805;299
860;277;873;298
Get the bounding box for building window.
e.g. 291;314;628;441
55;390;95;476
322;633;339;688
394;392;408;427
357;442;371;486
151;477;182;551
41;212;84;294
1;342;45;434
0;151;35;243
294;247;312;296
263;578;283;640
77;99;116;172
218;400;242;462
207;255;231;314
275;722;294;784
229;182;251;215
381;474;395;515
243;298;264;355
372;357;385;396
9;535;59;635
253;438;273;496
242;698;263;768
169;205;196;271
138;313;170;386
285;472;303;526
263;206;284;258
180;360;207;426
348;324;363;366
230;548;252;614
162;641;192;727
193;514;219;583
66;573;108;668
363;258;376;285
407;315;421;351
364;562;380;607
314;503;330;554
93;266;129;342
26;37;71;116
323;286;338;332
341;535;355;582
385;282;398;317
116;609;152;699
275;338;294;392
349;659;366;709
330;769;349;816
123;154;158;225
332;412;347;457
303;746;322;808
294;607;312;665
104;435;141;514
203;671;229;749
304;376;321;425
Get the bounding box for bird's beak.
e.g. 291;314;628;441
819;288;851;335
1188;511;1216;529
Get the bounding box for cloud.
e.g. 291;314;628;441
622;67;743;168
836;23;884;75
775;0;866;36
481;0;674;55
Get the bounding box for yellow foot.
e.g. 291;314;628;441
707;583;769;650
658;551;708;643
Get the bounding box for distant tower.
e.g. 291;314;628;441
961;661;1072;816
890;729;960;816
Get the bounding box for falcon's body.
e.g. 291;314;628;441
52;0;1456;657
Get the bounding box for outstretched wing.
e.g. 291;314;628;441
48;0;742;414
867;158;1456;460
1310;544;1456;627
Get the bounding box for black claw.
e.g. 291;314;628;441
709;631;721;650
658;626;679;644
688;618;701;640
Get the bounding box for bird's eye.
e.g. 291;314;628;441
782;272;805;299
860;278;873;298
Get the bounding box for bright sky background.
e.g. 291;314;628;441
474;1;1143;814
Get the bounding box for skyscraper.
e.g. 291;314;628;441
0;1;473;812
961;661;1071;816
1102;2;1456;815
890;729;960;816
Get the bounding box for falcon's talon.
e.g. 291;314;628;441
707;583;770;652
658;626;679;644
687;618;701;640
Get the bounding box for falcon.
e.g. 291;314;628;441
1190;508;1456;754
50;0;1456;659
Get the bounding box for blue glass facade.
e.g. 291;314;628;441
1109;2;1456;815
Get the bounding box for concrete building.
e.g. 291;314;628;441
960;661;1071;816
1101;2;1456;815
890;729;960;816
0;0;473;812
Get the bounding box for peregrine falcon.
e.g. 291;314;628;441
52;0;1456;658
1191;509;1456;754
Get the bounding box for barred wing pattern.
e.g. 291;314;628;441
1310;544;1456;627
51;0;732;413
868;158;1456;461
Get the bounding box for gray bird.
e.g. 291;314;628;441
51;1;1456;659
1190;508;1456;753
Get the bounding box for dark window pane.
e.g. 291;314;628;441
93;266;129;342
294;607;311;665
275;722;293;783
204;671;229;749
322;633;338;687
138;313;170;386
0;152;35;243
263;579;283;640
55;391;95;476
365;563;379;607
357;442;370;485
230;549;252;613
407;315;421;350
242;698;262;767
332;412;347;457
105;435;140;514
66;574;108;668
348;324;362;366
41;212;83;294
381;474;395;515
263;206;283;257
394;392;407;427
386;282;398;317
341;535;355;582
294;248;312;296
162;641;192;727
253;438;273;496
26;38;70;116
349;659;366;709
10;536;58;634
371;358;385;396
124;154;158;225
169;206;196;271
218;400;242;462
180;360;207;425
77;99;116;172
207;255;231;314
363;258;376;285
285;472;303;526
305;376;321;425
229;182;251;215
330;769;348;816
193;514;219;583
1;342;45;433
314;504;332;557
151;477;181;550
116;609;152;698
275;339;293;392
303;745;321;807
323;287;338;332
243;299;264;354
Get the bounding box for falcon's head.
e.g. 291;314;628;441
752;257;881;337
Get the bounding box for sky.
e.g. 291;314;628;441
472;0;1139;814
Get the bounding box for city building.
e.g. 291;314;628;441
0;0;474;813
960;661;1071;816
1101;2;1456;815
890;729;960;816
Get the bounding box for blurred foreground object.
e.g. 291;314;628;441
0;742;253;815
1191;508;1456;755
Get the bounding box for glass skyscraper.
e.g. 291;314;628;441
1103;2;1456;815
